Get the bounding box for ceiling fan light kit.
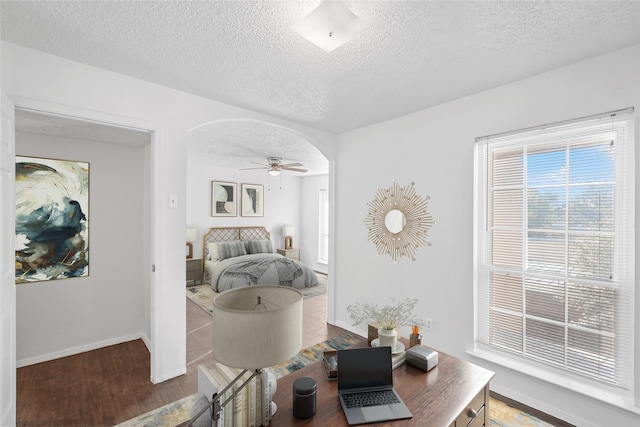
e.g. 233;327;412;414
241;157;308;176
291;0;368;52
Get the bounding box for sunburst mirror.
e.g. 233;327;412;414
364;180;435;263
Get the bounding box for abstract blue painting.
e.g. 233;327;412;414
15;156;89;283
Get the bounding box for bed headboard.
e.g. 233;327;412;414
202;226;271;260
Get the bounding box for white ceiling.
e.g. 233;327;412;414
3;1;640;175
15;109;151;147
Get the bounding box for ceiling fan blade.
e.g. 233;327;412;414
240;166;269;170
250;162;269;166
282;167;308;173
279;162;303;168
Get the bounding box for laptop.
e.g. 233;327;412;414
337;346;413;425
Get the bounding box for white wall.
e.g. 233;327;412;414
301;174;329;274
5;35;638;426
186;156;302;257
334;45;640;426
15;132;147;365
2;41;337;383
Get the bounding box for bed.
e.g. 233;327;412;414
202;226;319;292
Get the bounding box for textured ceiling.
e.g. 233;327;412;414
15;109;151;147
3;1;640;175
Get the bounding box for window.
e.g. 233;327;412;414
318;189;329;264
474;109;634;394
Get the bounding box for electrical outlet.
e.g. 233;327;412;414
424;317;433;332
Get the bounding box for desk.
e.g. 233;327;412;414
272;340;494;426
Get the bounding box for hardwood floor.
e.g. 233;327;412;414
16;287;570;427
16;291;341;426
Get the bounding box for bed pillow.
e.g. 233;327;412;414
208;240;247;261
246;239;273;254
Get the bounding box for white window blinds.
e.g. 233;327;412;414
474;108;635;390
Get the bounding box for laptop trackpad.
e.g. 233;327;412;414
362;406;395;422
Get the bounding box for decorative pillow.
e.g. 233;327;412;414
247;239;273;254
208;240;247;261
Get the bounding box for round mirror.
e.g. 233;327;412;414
364;180;435;262
385;209;406;234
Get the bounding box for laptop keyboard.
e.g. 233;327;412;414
342;390;400;408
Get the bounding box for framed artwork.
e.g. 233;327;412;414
15;156;90;283
241;183;264;217
211;181;237;217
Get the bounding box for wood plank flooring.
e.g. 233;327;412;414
16;290;341;426
16;286;570;427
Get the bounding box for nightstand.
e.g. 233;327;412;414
277;248;300;261
186;257;202;285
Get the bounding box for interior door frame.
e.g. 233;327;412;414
3;94;163;385
1;93;17;426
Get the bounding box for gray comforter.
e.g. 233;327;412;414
205;253;319;292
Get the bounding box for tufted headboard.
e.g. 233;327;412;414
202;226;271;260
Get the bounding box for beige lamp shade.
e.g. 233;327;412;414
282;225;295;237
211;286;303;369
186;228;197;259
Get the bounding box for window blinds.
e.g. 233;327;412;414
474;108;634;390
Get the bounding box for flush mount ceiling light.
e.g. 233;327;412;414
291;0;368;52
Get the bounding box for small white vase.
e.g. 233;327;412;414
377;327;398;349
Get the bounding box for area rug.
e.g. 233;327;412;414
186;273;328;315
117;330;557;427
115;331;361;427
488;398;556;427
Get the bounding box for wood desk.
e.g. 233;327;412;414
272;340;494;426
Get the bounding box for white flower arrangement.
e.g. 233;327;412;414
347;297;425;330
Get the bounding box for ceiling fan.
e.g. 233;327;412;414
241;157;308;176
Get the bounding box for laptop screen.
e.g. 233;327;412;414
337;346;393;391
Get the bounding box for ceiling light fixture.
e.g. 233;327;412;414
291;0;368;52
269;169;281;176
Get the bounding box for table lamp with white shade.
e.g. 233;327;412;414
186;228;197;259
282;225;296;250
187;286;303;426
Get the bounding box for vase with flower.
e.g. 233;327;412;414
346;297;425;350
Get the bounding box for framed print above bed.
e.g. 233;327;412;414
15;156;90;283
241;183;264;217
211;181;237;217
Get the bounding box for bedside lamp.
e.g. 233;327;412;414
282;225;295;250
188;286;303;427
186;228;197;259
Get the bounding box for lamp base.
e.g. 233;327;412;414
187;368;262;427
284;236;293;250
186;242;193;259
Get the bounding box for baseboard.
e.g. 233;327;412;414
140;330;151;352
16;332;146;368
334;320;367;339
152;366;187;384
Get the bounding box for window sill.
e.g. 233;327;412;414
467;347;640;416
316;259;328;265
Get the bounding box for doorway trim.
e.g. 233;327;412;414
5;94;162;380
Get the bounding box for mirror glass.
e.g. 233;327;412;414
364;180;435;262
385;209;406;234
